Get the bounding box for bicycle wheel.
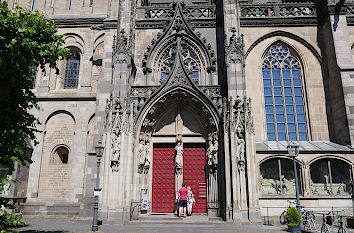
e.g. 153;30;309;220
279;211;287;225
307;219;316;231
311;219;318;230
338;226;349;233
303;221;310;231
321;224;330;233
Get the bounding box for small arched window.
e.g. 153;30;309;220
64;47;80;89
262;42;308;141
51;146;69;164
310;158;352;195
159;41;200;84
260;157;303;195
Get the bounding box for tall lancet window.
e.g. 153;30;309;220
64;47;80;89
262;43;308;141
159;40;200;84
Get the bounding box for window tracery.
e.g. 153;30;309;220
159;41;201;84
262;42;308;141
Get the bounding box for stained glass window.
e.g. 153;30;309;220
262;43;308;141
64;47;80;89
160;43;200;84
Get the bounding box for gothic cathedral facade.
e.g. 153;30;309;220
5;0;354;223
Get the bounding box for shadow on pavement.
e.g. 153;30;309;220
19;231;69;233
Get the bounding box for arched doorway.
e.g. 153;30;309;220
136;89;219;214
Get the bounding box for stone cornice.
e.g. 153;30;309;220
53;15;108;28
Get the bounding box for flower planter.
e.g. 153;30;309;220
287;225;300;233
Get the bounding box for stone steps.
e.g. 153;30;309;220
128;213;224;225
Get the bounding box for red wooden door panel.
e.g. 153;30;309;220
152;144;175;213
183;143;207;213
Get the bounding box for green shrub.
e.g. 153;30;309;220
285;207;302;226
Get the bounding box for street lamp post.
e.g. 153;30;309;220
287;142;301;217
92;141;104;231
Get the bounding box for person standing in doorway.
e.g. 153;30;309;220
177;183;188;217
187;186;195;216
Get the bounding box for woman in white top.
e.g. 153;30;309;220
187;186;195;216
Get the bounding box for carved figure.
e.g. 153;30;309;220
111;113;122;161
110;100;123;172
138;139;146;166
237;137;245;161
175;141;183;168
144;139;150;164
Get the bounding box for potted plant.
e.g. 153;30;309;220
285;207;302;233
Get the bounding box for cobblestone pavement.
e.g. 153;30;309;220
16;216;287;233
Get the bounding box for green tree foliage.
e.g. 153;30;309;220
0;1;69;231
0;1;69;171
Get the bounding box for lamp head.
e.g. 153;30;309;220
287;141;299;157
95;141;104;157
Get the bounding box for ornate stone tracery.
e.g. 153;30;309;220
141;1;216;78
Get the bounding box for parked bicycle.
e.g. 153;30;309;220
302;209;318;231
280;200;297;225
320;211;348;233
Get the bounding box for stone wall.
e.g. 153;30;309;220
38;113;75;199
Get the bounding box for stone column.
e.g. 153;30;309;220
206;133;219;217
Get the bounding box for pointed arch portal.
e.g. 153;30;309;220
137;88;219;214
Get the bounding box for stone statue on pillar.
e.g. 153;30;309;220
175;141;183;170
138;137;151;174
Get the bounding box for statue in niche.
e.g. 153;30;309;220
111;101;122;172
237;137;245;161
236;135;245;171
175;141;183;169
112;128;121;160
207;134;218;167
234;96;244;134
138;135;151;174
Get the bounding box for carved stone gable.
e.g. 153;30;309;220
226;28;245;65
113;29;132;68
142;1;216;73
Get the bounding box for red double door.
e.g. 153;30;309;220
152;143;207;213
